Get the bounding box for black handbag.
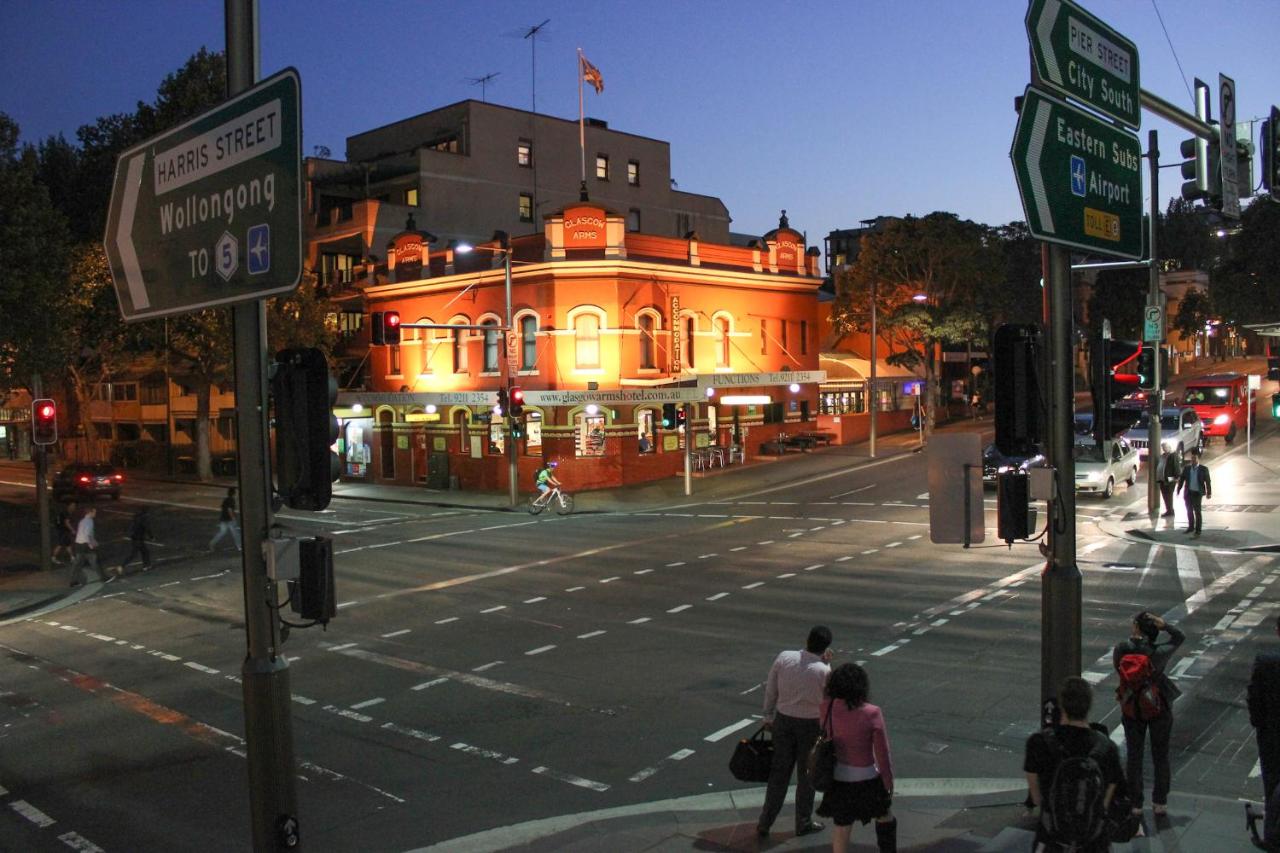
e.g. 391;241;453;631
807;702;837;793
730;726;774;782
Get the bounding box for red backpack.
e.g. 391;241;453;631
1116;653;1165;720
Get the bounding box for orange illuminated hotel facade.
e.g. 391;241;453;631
334;206;825;492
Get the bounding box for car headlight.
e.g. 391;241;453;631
997;465;1013;473
1086;471;1102;481
1214;414;1231;425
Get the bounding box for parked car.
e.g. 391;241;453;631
1122;407;1204;458
51;463;124;501
1182;373;1251;444
982;443;1047;486
1073;437;1139;499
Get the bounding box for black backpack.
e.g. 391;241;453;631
1040;729;1109;846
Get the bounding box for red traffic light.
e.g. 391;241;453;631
31;398;58;446
510;387;524;404
38;403;54;419
385;312;400;328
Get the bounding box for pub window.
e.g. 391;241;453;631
638;313;656;369
405;188;419;206
780;320;789;352
685;316;696;369
637;409;656;454
595;154;609;180
760;319;768;355
518;193;533;222
525;411;543;455
482;319;500;373
627;208;641;232
451;323;468;373
800;320;808;355
520;315;538;370
518;139;532;167
627;160;639;186
575;412;606;457
389;345;401;375
575;313;601;369
716;317;730;368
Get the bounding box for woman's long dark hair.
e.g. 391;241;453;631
826;662;869;710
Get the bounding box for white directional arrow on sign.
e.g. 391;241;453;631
1034;0;1063;87
1024;98;1055;234
113;154;150;310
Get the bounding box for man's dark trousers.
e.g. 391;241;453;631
1122;712;1173;807
1258;729;1279;803
759;712;820;832
1184;490;1204;533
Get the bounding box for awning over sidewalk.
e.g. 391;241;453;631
819;352;922;384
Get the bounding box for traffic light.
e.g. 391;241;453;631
992;323;1042;456
31;398;57;445
509;386;524;417
289;536;335;624
1089;337;1143;442
1180;135;1209;201
1136;344;1169;392
1272;393;1280;420
369;310;401;345
511;418;525;440
495;387;508;417
1263;106;1280;203
676;405;687;428
997;471;1032;543
661;403;677;429
272;348;340;511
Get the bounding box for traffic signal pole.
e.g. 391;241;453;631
32;374;51;571
1041;244;1081;715
1146;130;1164;521
226;1;301;850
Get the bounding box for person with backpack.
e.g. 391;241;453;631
1024;677;1125;852
533;460;561;498
1113;611;1185;817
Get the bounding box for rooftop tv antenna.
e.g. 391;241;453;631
467;72;501;102
522;19;550;113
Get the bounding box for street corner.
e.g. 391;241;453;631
0;577;103;626
1104;510;1280;554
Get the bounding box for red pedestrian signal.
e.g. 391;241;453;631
32;399;57;445
370;311;402;346
509;386;524;417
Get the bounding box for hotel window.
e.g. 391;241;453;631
627;208;641;232
716;317;731;368
405;188;418;206
320;252;357;287
637;409;656;454
520;315;538;370
685;316;696;369
638;314;656;369
627;160;639;186
575;313;601;369
575;412;606;457
339;311;363;339
800;320;808;355
517;139;532;167
518;193;533;222
482;319;500;372
760;319;768;355
112;382;137;402
389;345;401;375
525;411;543;455
451;324;468;373
595;154;609;180
780;320;789;352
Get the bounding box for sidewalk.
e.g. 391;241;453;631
0;567;102;625
413;785;1257;852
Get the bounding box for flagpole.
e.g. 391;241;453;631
577;49;586;196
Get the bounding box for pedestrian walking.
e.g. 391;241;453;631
118;506;155;574
1113;611;1185;817
1024;677;1125;852
757;625;833;840
1174;448;1211;537
1156;449;1181;518
1248;615;1280;802
52;500;77;564
815;663;896;853
209;487;241;552
68;507;109;586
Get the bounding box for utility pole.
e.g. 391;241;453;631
1041;244;1081;711
683;403;693;496
225;1;301;849
869;279;877;458
1146;130;1164;520
33;374;51;571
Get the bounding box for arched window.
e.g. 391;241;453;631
519;315;538;371
716;316;731;367
638;313;656;369
481;318;500;373
574;312;601;369
684;315;697;369
450;319;468;373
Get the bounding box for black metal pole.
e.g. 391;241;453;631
226;2;301;849
33;373;51;570
1146;129;1164;520
1041;244;1082;713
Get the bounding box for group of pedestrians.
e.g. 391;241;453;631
57;502;158;587
754;611;1277;852
1155;447;1212;536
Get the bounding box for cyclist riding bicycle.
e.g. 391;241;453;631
535;460;562;499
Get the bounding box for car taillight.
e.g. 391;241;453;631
113;474;124;482
77;475;91;484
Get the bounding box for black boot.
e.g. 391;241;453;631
875;817;897;853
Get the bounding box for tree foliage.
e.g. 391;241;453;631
1213;198;1280;326
1086;267;1146;340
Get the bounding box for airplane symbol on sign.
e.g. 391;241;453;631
1070;156;1086;198
247;224;270;275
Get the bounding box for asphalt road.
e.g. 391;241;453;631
0;424;1274;851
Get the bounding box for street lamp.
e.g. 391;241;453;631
455;239;519;506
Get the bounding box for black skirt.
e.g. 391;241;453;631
816;775;891;826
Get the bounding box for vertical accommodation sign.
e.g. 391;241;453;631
670;295;681;371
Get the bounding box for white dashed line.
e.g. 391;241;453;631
634;569;653;575
777;572;796;579
628;617;652;624
704;718;756;742
480;605;507;614
525;645;556;656
667;561;686;567
803;564;823;572
523;596;547;604
435;617;459;625
565;586;586;592
862;549;879;555
757;540;775;545
184;662;219;675
742;582;765;590
698;553;717;559
10;799;55;827
836;555;853;562
412;678;450;691
292;695;317;706
380;629;411;638
351;698;385;710
472;661;503;672
599;576;620;584
730;546;748;552
667;605;692;614
577;630;606;640
530;766;610;792
706;593;730;601
57;831;103;851
885;541;902;548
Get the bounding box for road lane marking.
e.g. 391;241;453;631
599;576;620;583
530;766;610;792
698;553;717;559
667;561;686;567
706;593;729;601
776;573;796;579
871;640;909;656
667;605;692;614
836;556;853;562
742;582;764;590
524;597;547;604
480;605;507;613
757;540;775;545
525;645;555;656
472;661;503;672
351;698;385;710
381;629;411;638
57;831;103;851
452;742;521;766
328;643;358;651
628;617;651;624
183;662;219;675
412;678;450;691
862;549;879;555
704;718;756;742
831;484;876;498
382;721;441;743
435;617;459;624
730;546;747;552
577;630;606;640
633;569;653;575
565;586;585;592
803;563;823;571
1176;546;1204;599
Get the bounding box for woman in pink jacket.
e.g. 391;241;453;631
816;663;896;853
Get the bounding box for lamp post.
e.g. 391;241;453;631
456;240;519;506
869;279;877;458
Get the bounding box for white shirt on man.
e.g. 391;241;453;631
74;515;96;548
763;649;830;721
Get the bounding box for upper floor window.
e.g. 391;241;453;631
760;319;768;355
685;316;696;369
574;313;601;369
451;323;468;373
518;140;532;167
112;382;138;402
320;252;357;287
338;311;363;339
627;160;639;186
520;315;538;370
405;188;419;206
482;319;500;373
595;154;609;180
389;345;401;375
627;208;641;232
638;313;657;369
780;320;789;352
427;135;459;153
519;193;533;222
716;317;731;368
141;383;166;405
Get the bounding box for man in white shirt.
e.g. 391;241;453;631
757;625;833;839
69;507;109;586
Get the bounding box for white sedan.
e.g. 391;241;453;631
1073;437;1140;499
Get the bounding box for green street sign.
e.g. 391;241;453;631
1011;86;1144;259
1026;0;1140;130
104;68;301;322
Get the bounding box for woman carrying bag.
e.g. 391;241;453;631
815;663;897;853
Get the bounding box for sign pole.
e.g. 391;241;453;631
33;373;51;572
1041;243;1082;713
683;403;692;496
226;1;301;850
1146;130;1163;521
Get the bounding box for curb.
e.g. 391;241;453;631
0;581;102;626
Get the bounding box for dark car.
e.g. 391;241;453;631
982;443;1047;486
52;463;124;501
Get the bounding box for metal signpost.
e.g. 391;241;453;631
1218;73;1241;219
1026;0;1141;129
1011;86;1144;259
104;68;302;321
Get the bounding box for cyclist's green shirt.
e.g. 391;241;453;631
536;468;552;485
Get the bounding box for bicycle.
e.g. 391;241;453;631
528;486;574;515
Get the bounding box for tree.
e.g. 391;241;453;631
984;221;1044;328
1172;289;1212;352
838;212;1001;438
1159;198;1216;273
1086;267;1146;340
1213;198;1280;329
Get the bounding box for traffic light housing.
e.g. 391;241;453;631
1136;344;1169;392
1272;393;1280;420
676;405;687;428
509;386;524;417
992;323;1042;456
661;403;677;429
370;310;401;345
272;348;340;511
1264;106;1280;203
997;471;1032;543
31;399;57;445
1090;337;1143;442
495;387;508;417
289;536;335;624
1180;135;1209;201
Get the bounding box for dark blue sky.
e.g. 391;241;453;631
3;1;1276;241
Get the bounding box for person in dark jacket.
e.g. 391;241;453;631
1175;449;1211;537
1157;450;1181;518
1113;611;1185;816
117;506;155;574
1248;615;1280;802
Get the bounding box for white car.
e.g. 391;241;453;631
1123;407;1204;459
1073;437;1139;499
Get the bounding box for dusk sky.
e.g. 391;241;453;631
3;1;1277;244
